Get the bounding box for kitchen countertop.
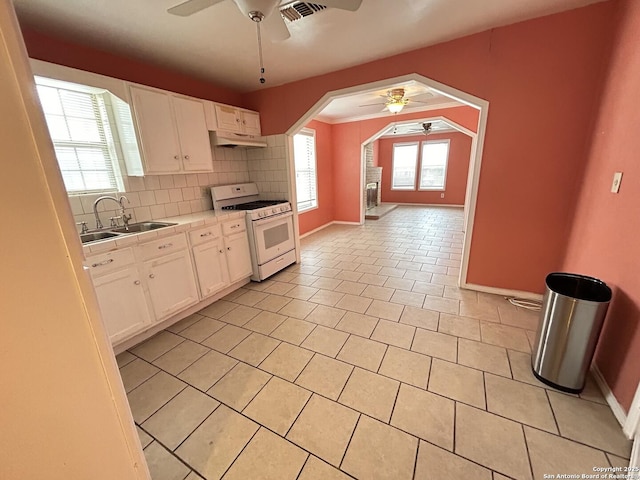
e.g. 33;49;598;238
82;210;245;255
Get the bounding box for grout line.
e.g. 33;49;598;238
339;413;362;470
522;423;535;480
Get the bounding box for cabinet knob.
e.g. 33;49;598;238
236;118;240;123
227;247;231;251
184;155;190;160
134;280;141;285
149;274;155;279
219;249;224;254
174;155;180;160
242;120;246;125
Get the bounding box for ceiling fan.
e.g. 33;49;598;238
360;88;433;114
405;122;433;135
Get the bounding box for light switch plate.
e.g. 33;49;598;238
611;172;623;193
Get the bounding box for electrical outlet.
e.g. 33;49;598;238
440;193;445;198
611;172;623;193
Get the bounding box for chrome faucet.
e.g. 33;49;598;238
93;195;132;230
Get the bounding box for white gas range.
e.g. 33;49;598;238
210;183;296;281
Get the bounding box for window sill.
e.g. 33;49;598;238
298;205;319;214
418;188;446;191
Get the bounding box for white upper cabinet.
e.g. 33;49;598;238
129;85;213;175
214;104;261;136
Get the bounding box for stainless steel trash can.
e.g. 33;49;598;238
532;272;612;393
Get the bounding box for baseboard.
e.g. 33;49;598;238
390;202;463;208
299;221;335;239
462;283;543;301
591;365;628;432
332;220;360;225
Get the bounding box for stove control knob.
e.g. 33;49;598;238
280;206;285;212
259;212;265;217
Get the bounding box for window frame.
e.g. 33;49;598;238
418;139;450;191
391;141;419;191
293;128;319;213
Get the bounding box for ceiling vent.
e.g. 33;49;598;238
280;2;327;22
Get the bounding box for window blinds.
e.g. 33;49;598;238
392;143;419;190
293;130;318;211
419;141;449;189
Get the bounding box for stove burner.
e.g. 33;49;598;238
222;200;288;211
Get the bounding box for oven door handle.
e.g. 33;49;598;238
253;210;293;226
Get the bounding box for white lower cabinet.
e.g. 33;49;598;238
221;219;253;283
191;233;230;299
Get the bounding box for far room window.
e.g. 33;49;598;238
391;142;419;190
293;128;318;212
35;77;124;194
419;140;450;190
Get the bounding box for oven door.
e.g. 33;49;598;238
252;211;295;265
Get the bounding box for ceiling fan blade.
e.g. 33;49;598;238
358;102;385;107
264;11;291;41
315;0;363;11
168;0;225;16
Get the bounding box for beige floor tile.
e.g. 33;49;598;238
335;294;373;314
525;426;610;478
443;286;478;302
342;415;418;480
334;280;367;295
423;295;460;314
297;456;351;480
223;428;307;480
310;277;342;290
304;304;346;328
360;284;394;301
526;329;537;349
270;317;316;345
144;441;190;480
130;331;184;362
253;294;292;313
411;328;457;362
127;371;186;423
153;339;210;375
379;346;431;389
391;383;454;450
335;270;364;282
431;273;459;286
166;313;206;334
198;300;237;319
223;288;249;302
242;310;287;335
119;358;160;393
400;305;439;331
286;394;359;467
179;316;226;343
262;281;296;296
335;311;379;337
142;387;220;450
285;284;320;301
356;264;383;275
301;326;349;357
379;266;407;278
455;404;532;480
201;325;251;353
438;313;481;340
338;367;400;422
485;373;557;433
315;267;341;278
228;332;280;366
365;299;404;321
295;354;353;400
458;338;511;377
412;282;445;297
259;342;314;381
498;305;540;331
508;350;549;388
178;350;238;391
244;377;312;435
308;289;345;307
429;359;485;408
481;322;531;353
336;335;387;371
493;474;511;480
390;290;426;308
414;440;492;480
137;426;153;449
371;319;416;349
279;299;318;319
358;273;389;286
116;351;136;368
460;300;500;322
233;289;269;306
383;277;415;291
207;362;271;410
580;374;608;405
607;453;630;468
548;391;632;457
176;405;259;480
219;305;261;327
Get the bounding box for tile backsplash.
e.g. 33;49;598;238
69;135;290;232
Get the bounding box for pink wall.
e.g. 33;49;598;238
561;1;640;412
378;132;471;205
246;3;617;293
298;120;334;236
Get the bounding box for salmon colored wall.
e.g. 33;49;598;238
18;23;243;106
247;3;617;293
378;132;471;205
298;119;334;235
372;140;379;167
561;1;640;412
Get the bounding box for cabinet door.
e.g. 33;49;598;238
214;104;242;132
93;266;152;344
145;250;199;320
241;111;261;135
224;231;253;283
130;86;182;174
173;96;213;172
192;238;230;298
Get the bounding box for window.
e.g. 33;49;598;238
391;143;419;190
419;140;449;190
293;129;318;212
35;77;123;194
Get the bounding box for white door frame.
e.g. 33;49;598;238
626;382;640;468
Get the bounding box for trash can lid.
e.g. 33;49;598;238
545;272;612;303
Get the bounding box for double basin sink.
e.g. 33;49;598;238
80;221;177;244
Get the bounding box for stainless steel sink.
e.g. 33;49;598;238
110;221;177;234
80;231;121;244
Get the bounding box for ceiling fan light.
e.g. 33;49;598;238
387;101;405;114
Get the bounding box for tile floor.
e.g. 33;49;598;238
117;206;632;480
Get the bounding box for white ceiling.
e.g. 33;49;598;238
379;120;457;138
12;0;603;92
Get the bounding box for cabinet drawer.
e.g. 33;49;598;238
87;248;135;277
189;224;222;247
138;233;188;261
222;219;246;236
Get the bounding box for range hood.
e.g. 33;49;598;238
210;130;267;148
